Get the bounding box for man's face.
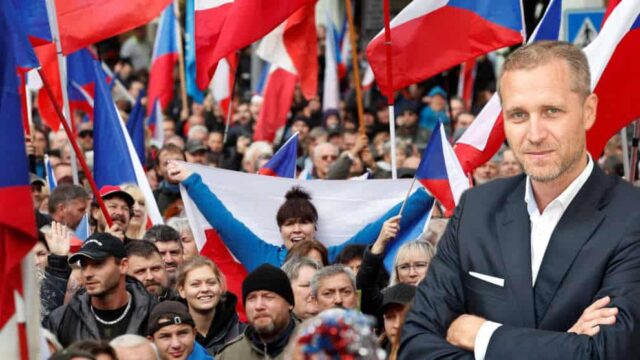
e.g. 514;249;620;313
499;149;523;177
313;143;338;179
342;132;356;152
156;241;183;280
290;121;309;142
158;151;185;181
178;265;223;312
473;161;498;185
344;258;362;277
127;253;168;296
78;127;93;151
314;273;358;311
163;120;176;138
501;60;596;184
245;290;291;341
234;104;252;125
60;198;88;229
383;304;406;341
280;218;316;250
207;132;224;153
455;113;474;131
54;164;72;182
80;257;126;298
34;131;47;156
291;266;318;320
179;231;198;263
186;150;207;165
104;197;131;231
152;323;196;360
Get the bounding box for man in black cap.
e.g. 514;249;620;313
218;264;296;360
147;301;211;360
44;233;156;346
91;185;136;242
185;140;209;165
379;283;416;354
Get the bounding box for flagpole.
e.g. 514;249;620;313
621;127;630;180
223;52;241;144
38;69;114;228
382;0;397;179
174;0;190;122
44;0;80;185
344;0;365;135
397;176;417;217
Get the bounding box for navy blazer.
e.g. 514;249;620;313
400;166;640;359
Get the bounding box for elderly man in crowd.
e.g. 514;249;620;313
310;264;359;312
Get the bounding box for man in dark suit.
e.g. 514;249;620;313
400;41;640;359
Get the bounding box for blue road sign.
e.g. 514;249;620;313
565;9;605;47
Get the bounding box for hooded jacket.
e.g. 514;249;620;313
217;317;296;360
195;292;246;355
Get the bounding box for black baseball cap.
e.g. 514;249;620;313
379;283;416;313
186;139;208;154
68;232;126;264
147;301;195;336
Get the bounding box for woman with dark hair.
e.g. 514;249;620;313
284;239;329;266
166;161;431;271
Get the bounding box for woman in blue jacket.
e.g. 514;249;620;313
167;161;432;272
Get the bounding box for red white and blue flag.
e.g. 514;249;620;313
417;121;469;214
586;0;640;157
258;132;299;178
55;0;172;55
454;0;563;173
366;0;524;96
147;4;180;116
195;0;315;90
254;3;317;142
67;49;99;118
148;99;165;148
323;11;340;112
0;0;39;341
92;62;163;225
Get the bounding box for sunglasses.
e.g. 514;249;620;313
78;130;93;138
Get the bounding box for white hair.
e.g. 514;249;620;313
310;264;356;298
166;217;192;235
110;334;159;359
187;125;208;140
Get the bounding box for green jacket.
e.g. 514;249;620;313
217;317;296;360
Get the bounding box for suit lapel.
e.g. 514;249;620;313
533;167;610;324
498;178;536;328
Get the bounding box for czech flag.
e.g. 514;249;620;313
126;91;146;165
147;4;179;116
366;0;524;96
258;132;299;178
67;49;99;119
416;121;469;214
0;0;39;332
148;99;165;148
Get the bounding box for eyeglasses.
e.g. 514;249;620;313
321;154;338;161
396;261;429;274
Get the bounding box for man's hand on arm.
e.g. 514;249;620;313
446;314;487;352
568;296;618;336
45;221;71;256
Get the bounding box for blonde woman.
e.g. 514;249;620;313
121;184;147;239
176;256;245;356
356;215;436;318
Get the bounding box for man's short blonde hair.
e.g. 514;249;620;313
498;41;591;101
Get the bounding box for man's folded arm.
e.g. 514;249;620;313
486;219;640;360
399;193;474;360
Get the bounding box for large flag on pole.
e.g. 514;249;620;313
586;0;640;157
195;0;315;90
54;0;172;55
92;62;163;225
254;3;317;142
366;0;524;96
147;4;180;116
0;0;39;337
454;0;563;173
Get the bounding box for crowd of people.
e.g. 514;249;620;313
24;13;636;360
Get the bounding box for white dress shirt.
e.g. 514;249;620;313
474;156;594;360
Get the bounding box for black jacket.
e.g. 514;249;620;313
43;276;156;347
400;167;640;359
196;292;246;355
40;254;72;320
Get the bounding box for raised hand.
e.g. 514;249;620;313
372;215;401;255
166;160;193;183
45;221;71;256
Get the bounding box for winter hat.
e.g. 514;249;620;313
242;264;295;306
